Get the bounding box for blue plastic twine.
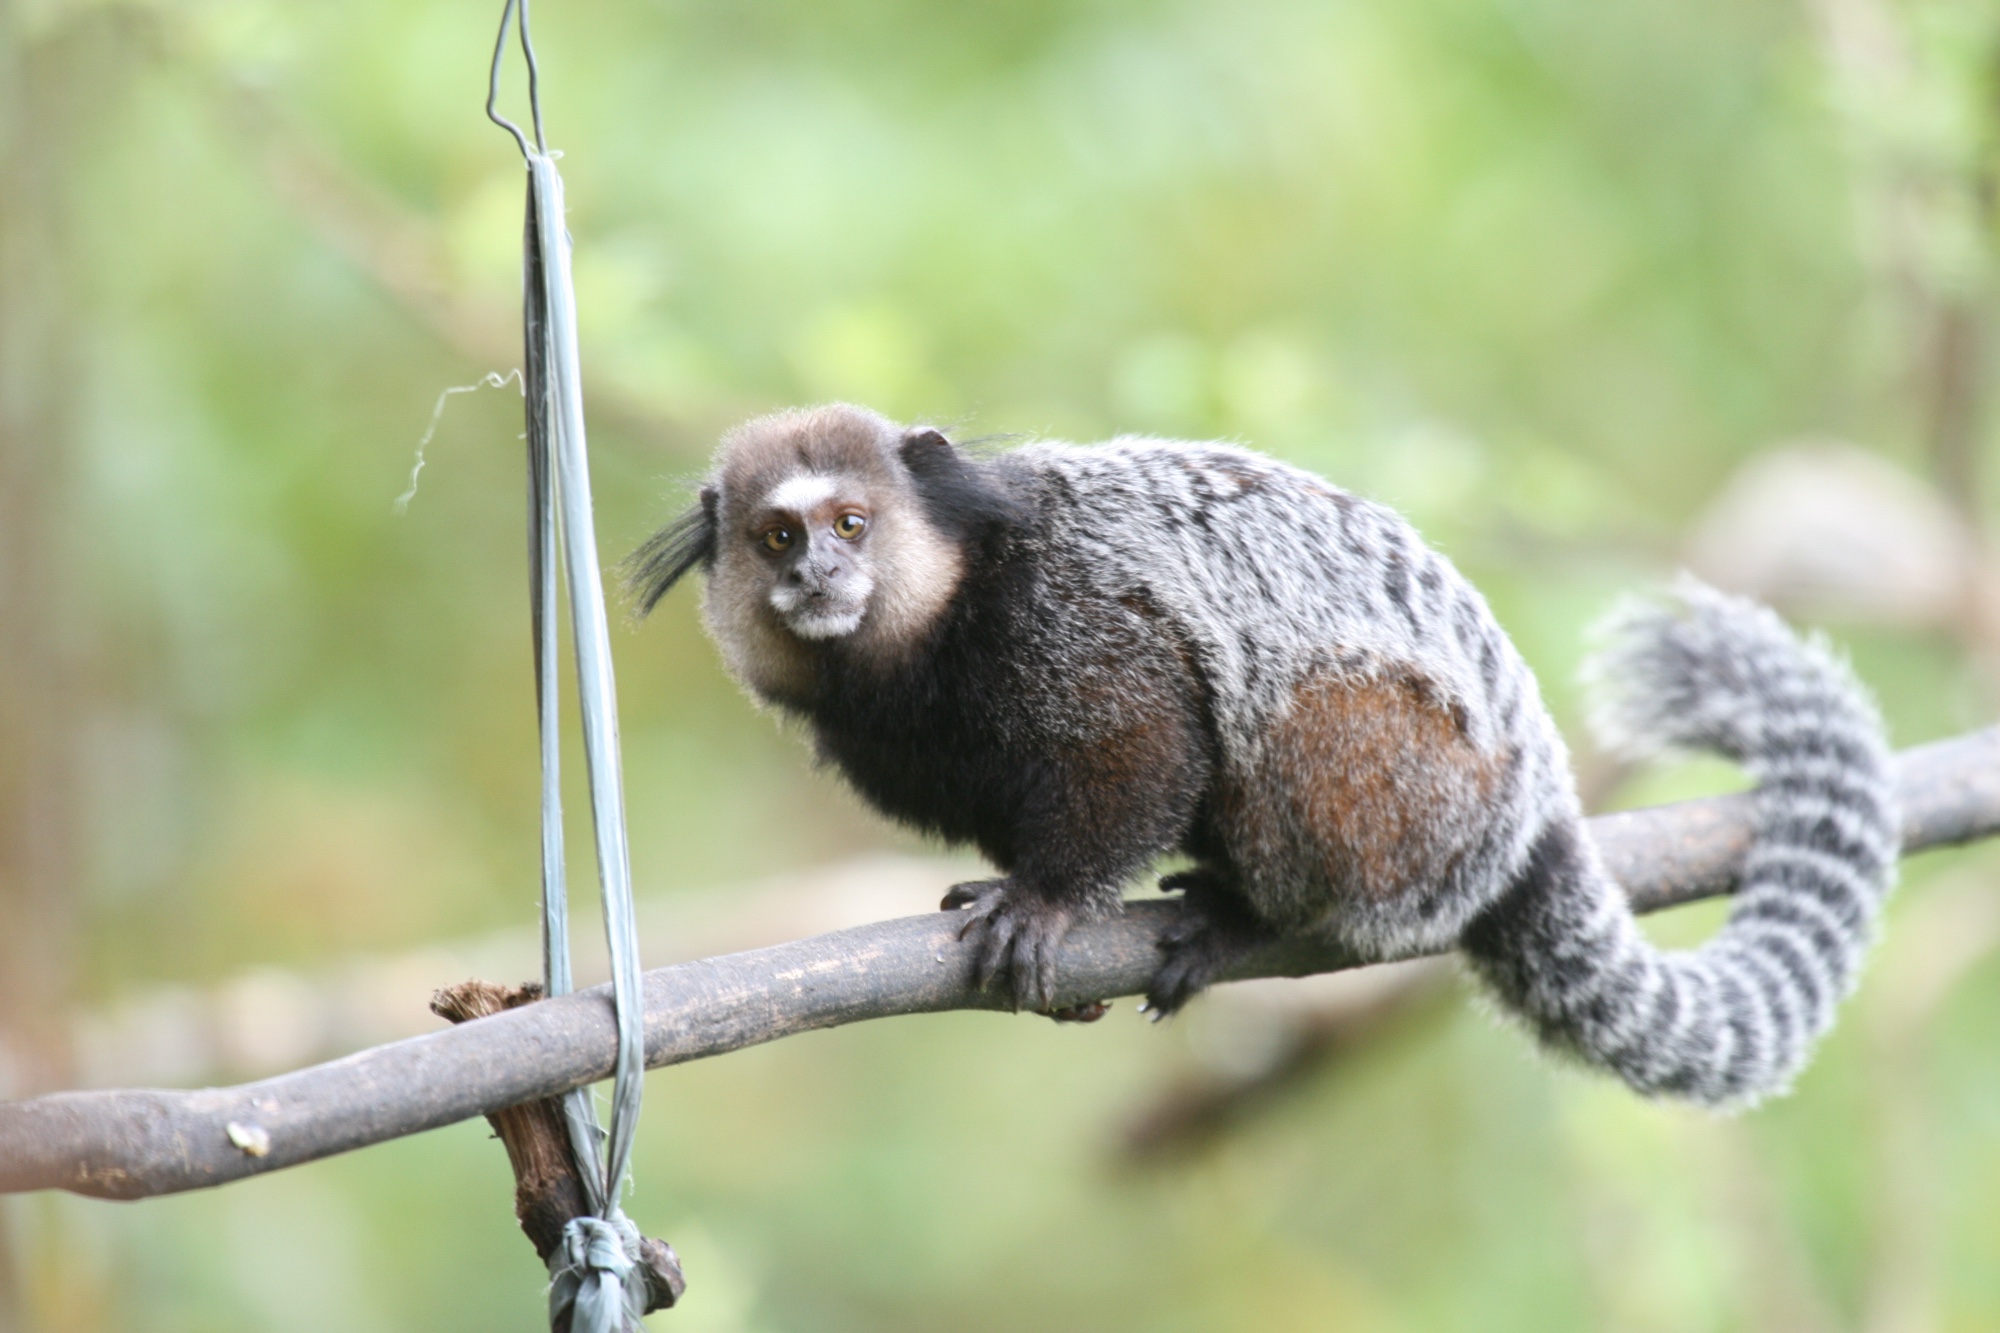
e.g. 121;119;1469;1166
491;3;653;1328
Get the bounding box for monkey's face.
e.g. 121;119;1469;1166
687;405;971;702
737;473;879;641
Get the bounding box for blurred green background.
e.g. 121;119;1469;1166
6;0;2000;1327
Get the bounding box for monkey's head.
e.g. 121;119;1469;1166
627;403;986;701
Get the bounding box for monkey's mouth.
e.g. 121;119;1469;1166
769;581;871;640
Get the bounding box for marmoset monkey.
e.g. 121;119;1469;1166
629;403;1896;1106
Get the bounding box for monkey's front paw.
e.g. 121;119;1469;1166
942;878;1076;1013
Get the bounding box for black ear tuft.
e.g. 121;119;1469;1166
623;484;719;617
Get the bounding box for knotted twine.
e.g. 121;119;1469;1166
490;4;653;1328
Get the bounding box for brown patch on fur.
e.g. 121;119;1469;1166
1226;670;1500;925
1039;674;1208;887
1059;712;1192;853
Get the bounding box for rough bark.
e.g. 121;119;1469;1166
0;727;1994;1201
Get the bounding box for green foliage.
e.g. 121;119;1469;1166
9;0;2000;1325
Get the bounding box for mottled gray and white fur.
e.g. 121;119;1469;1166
630;404;1899;1107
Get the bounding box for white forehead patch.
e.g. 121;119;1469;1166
762;473;840;515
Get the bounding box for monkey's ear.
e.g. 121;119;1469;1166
895;424;1023;538
898;426;955;469
623;484;719;617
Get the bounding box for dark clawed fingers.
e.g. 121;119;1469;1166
943;878;1078;1014
1143;949;1204;1020
976;907;1019;991
1146;887;1264;1020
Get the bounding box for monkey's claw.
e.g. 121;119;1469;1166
940;879;1005;913
942;877;1076;1014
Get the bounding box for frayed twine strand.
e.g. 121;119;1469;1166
393;369;524;514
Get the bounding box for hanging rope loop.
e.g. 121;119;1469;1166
487;0;663;1325
487;0;547;158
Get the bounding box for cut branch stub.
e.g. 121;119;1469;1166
430;980;685;1319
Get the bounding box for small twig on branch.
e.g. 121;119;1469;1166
1;729;1996;1202
430;982;684;1322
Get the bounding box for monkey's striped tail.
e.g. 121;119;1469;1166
1463;580;1898;1107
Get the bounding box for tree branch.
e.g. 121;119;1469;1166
2;728;1996;1201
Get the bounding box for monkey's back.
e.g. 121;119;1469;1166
1002;439;1577;952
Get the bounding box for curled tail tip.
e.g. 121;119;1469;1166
1581;575;1775;757
1581;574;1885;766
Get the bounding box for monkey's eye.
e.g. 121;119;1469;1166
761;528;793;553
833;513;867;541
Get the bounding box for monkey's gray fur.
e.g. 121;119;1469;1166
631;404;1898;1107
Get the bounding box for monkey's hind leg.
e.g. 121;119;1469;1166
1145;866;1278;1019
